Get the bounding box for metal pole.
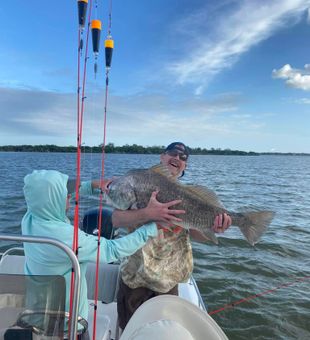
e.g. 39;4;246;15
0;234;81;340
190;275;207;311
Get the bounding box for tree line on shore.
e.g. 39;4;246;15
0;144;308;156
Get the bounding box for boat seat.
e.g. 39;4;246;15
86;262;120;303
0;255;25;275
0;254;120;304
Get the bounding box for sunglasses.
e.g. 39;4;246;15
166;150;188;161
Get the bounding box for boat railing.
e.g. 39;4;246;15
0;246;25;259
189;275;207;311
0;234;81;340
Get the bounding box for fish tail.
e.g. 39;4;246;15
237;211;275;246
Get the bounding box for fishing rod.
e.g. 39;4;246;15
208;275;310;316
68;1;94;337
79;3;102;224
74;0;94;260
73;1;115;337
73;0;94;259
91;1;114;338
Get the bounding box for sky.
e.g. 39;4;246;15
0;0;310;153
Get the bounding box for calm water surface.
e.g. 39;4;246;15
0;152;309;339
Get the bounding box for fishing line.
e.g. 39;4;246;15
74;0;94;251
80;10;101;225
80;142;89;226
208;275;310;316
107;0;112;36
91;1;114;339
94;0;98;19
69;1;94;337
73;0;94;258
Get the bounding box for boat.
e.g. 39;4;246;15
0;1;229;338
0;209;229;339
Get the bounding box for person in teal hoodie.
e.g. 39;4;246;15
21;169;182;339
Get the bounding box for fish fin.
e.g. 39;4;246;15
189;229;219;244
238;211;275;246
150;164;176;180
186;185;225;209
202;229;219;244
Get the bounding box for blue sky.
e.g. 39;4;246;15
1;0;310;153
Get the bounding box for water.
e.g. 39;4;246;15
0;152;309;339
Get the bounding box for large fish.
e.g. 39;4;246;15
106;164;274;245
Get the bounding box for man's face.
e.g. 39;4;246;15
160;145;188;178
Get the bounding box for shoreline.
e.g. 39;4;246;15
0;145;309;156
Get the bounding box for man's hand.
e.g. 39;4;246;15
111;190;185;229
212;213;232;233
144;191;185;223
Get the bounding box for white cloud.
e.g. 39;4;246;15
1;86;264;147
168;0;310;92
307;7;310;23
272;64;310;90
1;86;307;152
295;97;310;103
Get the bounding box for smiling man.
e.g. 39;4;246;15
160;142;188;177
115;142;232;331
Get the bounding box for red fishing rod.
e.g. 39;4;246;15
74;0;90;255
68;1;94;337
92;1;114;339
75;0;94;266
